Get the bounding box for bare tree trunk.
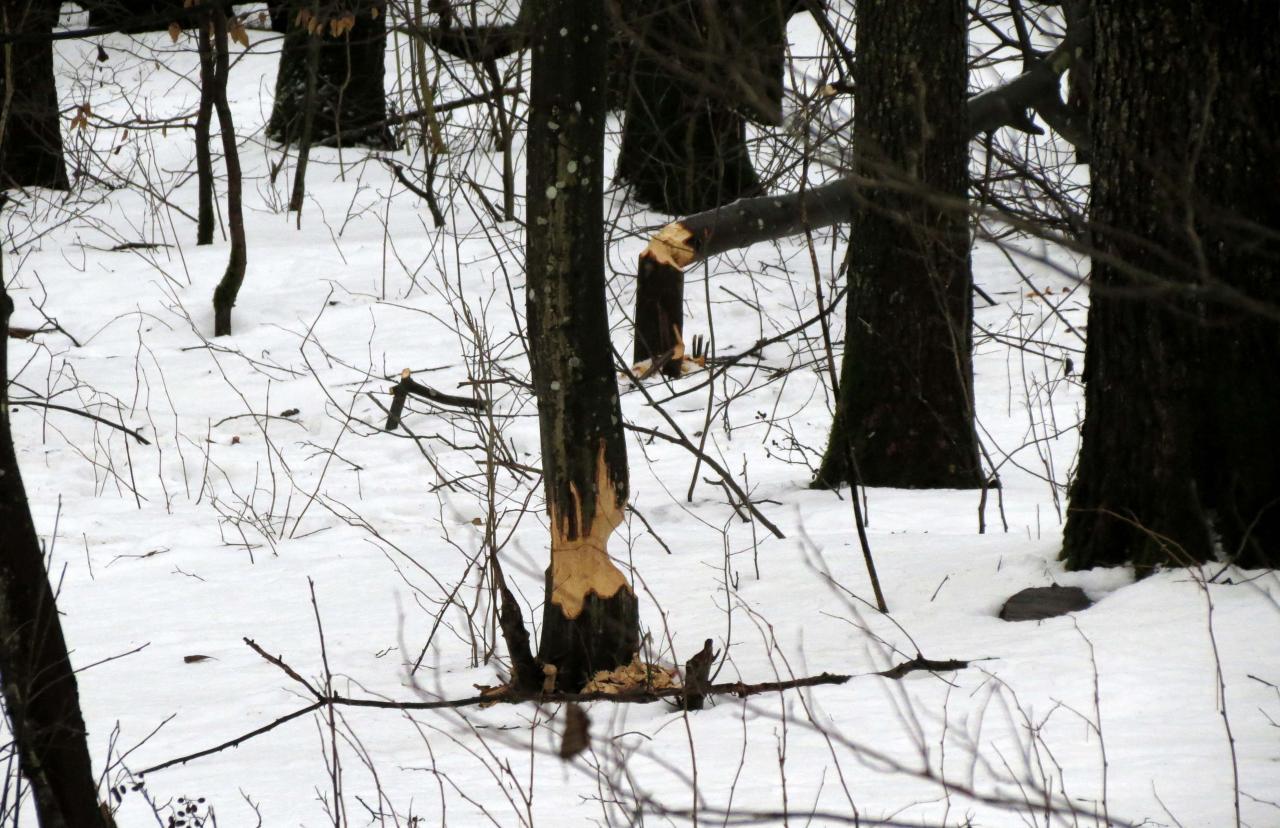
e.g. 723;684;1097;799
0;253;108;828
194;12;215;245
812;0;982;490
210;6;246;337
83;0;192;32
266;0;390;149
612;0;794;216
1063;2;1280;572
0;0;68;191
289;22;321;214
526;0;637;692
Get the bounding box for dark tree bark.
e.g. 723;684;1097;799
613;0;793;216
194;12;215;245
0;0;69;191
266;1;391;150
813;0;983;490
210;9;246;337
1;268;108;828
526;0;638;692
82;0;194;32
1062;3;1280;572
288;28;320;212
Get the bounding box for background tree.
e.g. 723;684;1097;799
1;238;108;828
82;0;188;32
1062;2;1280;571
209;6;246;336
812;0;983;490
266;0;391;149
0;0;69;190
524;0;637;692
612;0;794;215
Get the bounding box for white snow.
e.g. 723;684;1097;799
1;7;1276;827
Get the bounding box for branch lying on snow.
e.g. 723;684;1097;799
384;368;486;431
632;22;1092;369
875;654;979;680
138;635;850;776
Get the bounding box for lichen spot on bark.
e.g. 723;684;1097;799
549;443;629;619
643;222;697;271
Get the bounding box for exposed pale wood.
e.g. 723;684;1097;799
642;223;697;270
548;443;630;620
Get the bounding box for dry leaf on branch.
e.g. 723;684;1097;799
69;104;92;131
559;703;590;760
229;19;250;47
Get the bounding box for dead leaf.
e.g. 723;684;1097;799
69;104;92;131
168;20;182;43
229;18;249;47
559;703;590;760
183;654;214;663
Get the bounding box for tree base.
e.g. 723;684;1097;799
537;571;638;693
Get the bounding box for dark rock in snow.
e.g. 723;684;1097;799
999;584;1092;622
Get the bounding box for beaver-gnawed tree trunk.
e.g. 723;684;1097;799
266;0;390;149
812;0;982;490
0;0;69;190
613;0;793;216
526;0;638;692
1062;2;1280;572
0;261;108;828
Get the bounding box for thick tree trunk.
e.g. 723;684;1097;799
0;282;108;828
527;0;637;692
812;0;982;490
210;9;246;337
266;1;391;149
0;0;69;191
613;0;793;216
83;0;194;32
1062;3;1280;572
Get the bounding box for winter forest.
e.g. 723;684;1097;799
0;0;1278;825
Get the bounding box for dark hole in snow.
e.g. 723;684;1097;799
999;584;1092;622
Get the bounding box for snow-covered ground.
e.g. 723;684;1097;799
2;8;1277;826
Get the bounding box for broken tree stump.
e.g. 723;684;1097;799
680;638;718;710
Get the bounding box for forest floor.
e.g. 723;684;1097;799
3;8;1277;827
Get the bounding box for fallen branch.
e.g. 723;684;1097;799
139;635;848;776
875;655;973;680
385;369;485;431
